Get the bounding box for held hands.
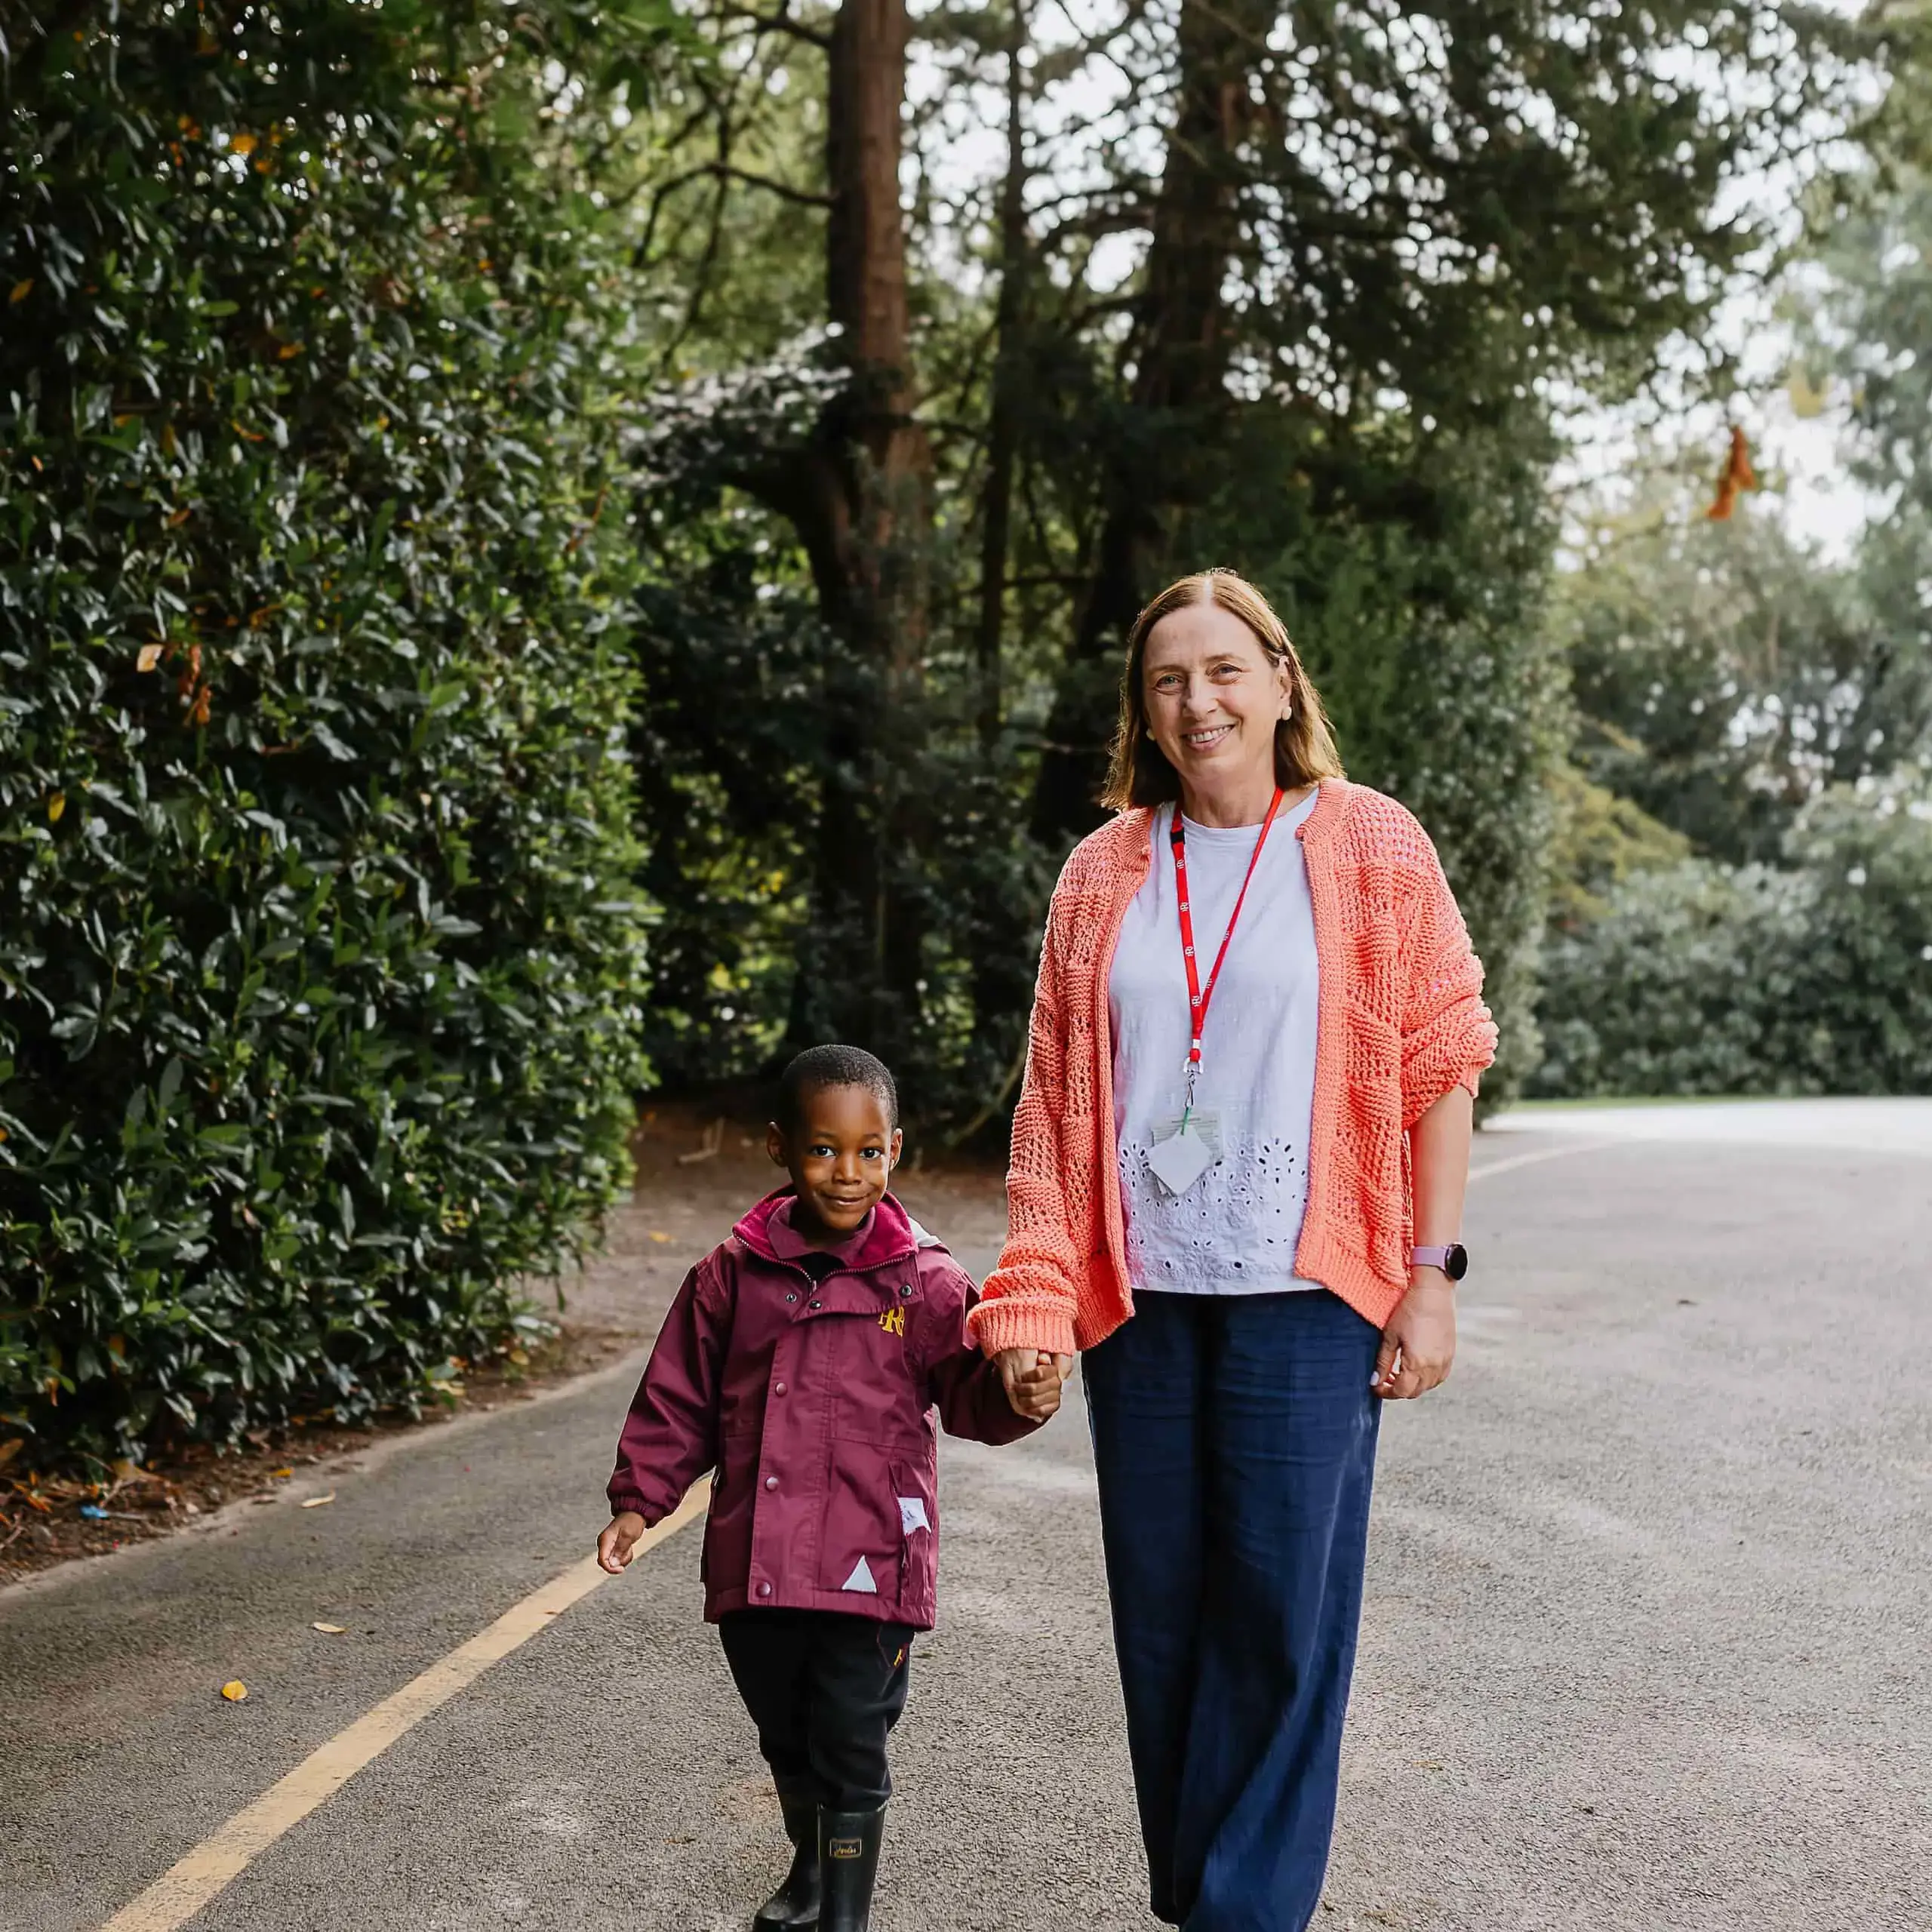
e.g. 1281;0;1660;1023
596;1510;648;1574
995;1347;1072;1422
1372;1271;1457;1400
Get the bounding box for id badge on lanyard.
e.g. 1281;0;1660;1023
1145;789;1284;1197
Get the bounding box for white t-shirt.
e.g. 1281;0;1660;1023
1108;791;1325;1296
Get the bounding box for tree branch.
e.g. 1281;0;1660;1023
717;6;832;50
627;157;832;263
705;162;834;208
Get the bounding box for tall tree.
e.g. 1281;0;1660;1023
795;0;934;1054
1558;461;1887;866
1032;0;1277;840
607;0;1872;1119
638;0;937;1060
1029;0;1865;848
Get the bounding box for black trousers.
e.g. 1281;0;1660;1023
718;1608;914;1812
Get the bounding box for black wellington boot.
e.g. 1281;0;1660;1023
752;1790;821;1929
817;1804;886;1932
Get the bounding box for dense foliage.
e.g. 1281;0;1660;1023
1536;784;1932;1097
2;0;1912;1461
608;0;1864;1123
0;4;660;1460
1534;90;1932;1096
1561;485;1903;867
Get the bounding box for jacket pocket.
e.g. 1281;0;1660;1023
818;1440;904;1604
891;1457;937;1623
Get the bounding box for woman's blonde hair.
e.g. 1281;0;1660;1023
1099;571;1344;811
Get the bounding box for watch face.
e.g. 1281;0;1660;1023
1443;1242;1469;1281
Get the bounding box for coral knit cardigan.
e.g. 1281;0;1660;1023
969;777;1499;1358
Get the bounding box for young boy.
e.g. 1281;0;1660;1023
598;1044;1062;1932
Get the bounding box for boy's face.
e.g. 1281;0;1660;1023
768;1083;902;1240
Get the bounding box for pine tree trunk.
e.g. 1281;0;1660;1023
975;7;1029;752
786;0;934;1059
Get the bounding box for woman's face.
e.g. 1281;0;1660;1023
1141;600;1291;798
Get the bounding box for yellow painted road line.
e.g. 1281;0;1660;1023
99;1486;707;1932
1469;1140;1617;1185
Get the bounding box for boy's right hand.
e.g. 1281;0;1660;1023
995;1348;1071;1422
596;1511;648;1573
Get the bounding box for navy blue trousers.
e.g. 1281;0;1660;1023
1083;1290;1383;1932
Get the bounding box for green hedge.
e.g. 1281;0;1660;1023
1533;781;1932;1096
0;6;651;1461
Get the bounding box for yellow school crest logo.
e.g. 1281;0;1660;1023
877;1305;906;1337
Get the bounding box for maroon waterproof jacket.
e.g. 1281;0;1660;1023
607;1189;1037;1629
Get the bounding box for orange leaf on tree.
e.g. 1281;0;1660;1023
1706;426;1758;521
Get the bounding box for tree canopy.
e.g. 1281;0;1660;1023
0;0;1905;1460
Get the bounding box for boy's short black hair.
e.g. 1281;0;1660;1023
775;1044;900;1132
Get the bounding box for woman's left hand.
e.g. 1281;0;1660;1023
1372;1273;1457;1399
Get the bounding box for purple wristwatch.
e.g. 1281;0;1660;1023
1410;1243;1469;1281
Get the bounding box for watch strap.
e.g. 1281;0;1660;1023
1411;1243;1466;1278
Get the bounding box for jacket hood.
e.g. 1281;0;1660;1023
732;1186;934;1272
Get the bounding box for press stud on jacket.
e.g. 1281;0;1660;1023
608;1189;1038;1629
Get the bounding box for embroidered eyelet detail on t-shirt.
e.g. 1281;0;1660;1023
1121;1136;1310;1283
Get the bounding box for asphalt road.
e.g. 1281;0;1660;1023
5;1103;1930;1931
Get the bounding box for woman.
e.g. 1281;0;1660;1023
969;570;1495;1931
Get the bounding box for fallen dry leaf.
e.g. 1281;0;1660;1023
270;1468;293;1479
648;1230;672;1244
300;1492;336;1509
311;1622;346;1635
220;1680;248;1702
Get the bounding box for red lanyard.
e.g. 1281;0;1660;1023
1170;787;1284;1108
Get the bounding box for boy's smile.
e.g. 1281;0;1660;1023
768;1082;903;1245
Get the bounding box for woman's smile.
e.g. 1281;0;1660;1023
1140;598;1295;824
